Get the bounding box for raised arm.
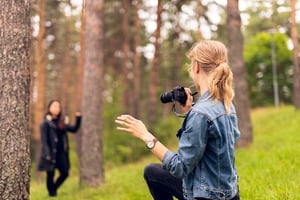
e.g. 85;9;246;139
65;112;81;133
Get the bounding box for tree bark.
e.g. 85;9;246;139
80;0;105;187
33;0;46;180
227;0;253;147
62;6;72;112
77;0;86;114
121;0;132;112
0;0;31;199
133;0;141;117
148;0;162;126
74;0;86;157
290;0;300;109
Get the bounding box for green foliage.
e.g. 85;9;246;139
102;98;184;167
244;32;292;107
102;100;147;166
154;112;185;145
31;106;300;199
243;0;290;38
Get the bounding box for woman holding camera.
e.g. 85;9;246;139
115;40;240;200
38;100;81;197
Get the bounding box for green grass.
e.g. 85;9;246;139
30;156;157;200
30;106;300;199
236;106;300;200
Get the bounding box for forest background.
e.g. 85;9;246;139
0;0;300;199
31;0;299;186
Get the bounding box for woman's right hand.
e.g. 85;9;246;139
115;114;154;143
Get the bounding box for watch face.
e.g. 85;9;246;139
147;141;154;149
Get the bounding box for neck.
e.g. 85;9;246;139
51;114;58;119
196;77;210;96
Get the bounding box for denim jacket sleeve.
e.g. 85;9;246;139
162;110;210;178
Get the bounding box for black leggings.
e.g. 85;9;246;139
46;154;69;196
144;163;240;200
46;169;69;195
144;163;184;200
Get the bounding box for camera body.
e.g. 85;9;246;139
160;86;187;105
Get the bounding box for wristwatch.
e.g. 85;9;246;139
146;138;158;149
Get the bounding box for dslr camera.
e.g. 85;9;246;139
160;86;187;105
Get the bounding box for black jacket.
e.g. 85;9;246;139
38;115;81;171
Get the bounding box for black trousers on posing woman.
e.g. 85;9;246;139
46;153;69;196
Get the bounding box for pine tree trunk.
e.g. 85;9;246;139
227;0;253;147
77;0;85;113
148;0;162;126
79;0;105;187
133;0;141;117
50;0;63;100
290;0;300;109
0;0;31;199
74;0;86;156
121;0;131;112
29;2;37;165
62;1;73;112
33;0;46;181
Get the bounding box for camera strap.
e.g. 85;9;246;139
172;102;186;118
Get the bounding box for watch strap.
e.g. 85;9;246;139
146;138;158;149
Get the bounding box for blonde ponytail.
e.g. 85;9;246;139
188;40;234;113
209;62;234;113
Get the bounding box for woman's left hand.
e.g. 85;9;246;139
115;115;151;142
179;87;193;113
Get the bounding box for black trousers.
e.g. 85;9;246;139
144;163;184;200
144;163;240;200
46;153;69;196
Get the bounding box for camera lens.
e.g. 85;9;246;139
160;91;174;104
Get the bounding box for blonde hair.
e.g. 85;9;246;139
188;40;234;113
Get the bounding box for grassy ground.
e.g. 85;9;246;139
30;106;300;200
236;106;300;199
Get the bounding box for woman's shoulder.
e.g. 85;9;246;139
40;115;55;127
191;100;227;120
187;107;210;122
40;119;50;128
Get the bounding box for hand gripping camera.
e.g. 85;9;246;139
160;86;188;105
160;86;198;117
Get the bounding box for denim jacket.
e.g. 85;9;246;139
162;91;240;200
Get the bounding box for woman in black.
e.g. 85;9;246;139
38;100;81;197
